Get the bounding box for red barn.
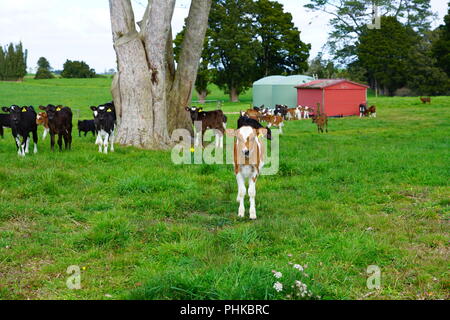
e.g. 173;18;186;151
295;79;369;117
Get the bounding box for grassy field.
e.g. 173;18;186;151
0;78;448;300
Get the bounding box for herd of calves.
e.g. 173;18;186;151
0;102;116;156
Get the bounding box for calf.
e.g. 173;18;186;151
90;104;116;154
420;97;431;104
312;112;328;133
226;126;267;220
0;113;11;139
39;105;73;151
36;112;50;140
359;103;367;118
274;105;288;119
2;105;38;156
365;105;377;118
286;108;298;120
185;107;226;148
78;120;96;137
238;116;272;140
244;109;262;121
260;114;284;134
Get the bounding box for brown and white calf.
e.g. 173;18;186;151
36;112;50;140
185;107;227;147
420;97;431;104
260;114;284;134
226;126;267;220
364;105;377;118
244;109;262;121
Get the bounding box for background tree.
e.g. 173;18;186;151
406;30;450;96
208;0;257;102
253;0;310;78
61;60;96;78
0;42;27;81
432;3;450;76
109;0;211;149
356;16;417;96
305;0;435;63
35;57;54;79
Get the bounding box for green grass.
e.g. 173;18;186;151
0;78;449;300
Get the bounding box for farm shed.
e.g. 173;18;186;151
296;79;369;117
253;75;314;108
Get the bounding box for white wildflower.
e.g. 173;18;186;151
293;264;304;272
273;282;283;292
274;272;283;279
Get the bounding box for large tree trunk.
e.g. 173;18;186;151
230;87;239;103
197;90;208;104
109;0;211;149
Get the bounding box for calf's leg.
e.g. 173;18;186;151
248;174;258;220
236;173;246;218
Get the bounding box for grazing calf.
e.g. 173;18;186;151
78;120;96;137
2;105;38;156
226;126;267;220
260;114;284;134
312;108;328;134
245;109;262;121
359;103;367;118
365;105;377;118
91;104;116;154
185;107;226;148
0;113;11;139
238;116;272;140
36;112;50;140
420;97;431;104
286;108;298;120
39;105;73;151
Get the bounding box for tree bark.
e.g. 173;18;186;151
109;0;211;149
197;90;208;104
230;87;239;102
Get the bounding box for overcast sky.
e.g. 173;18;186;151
0;0;447;73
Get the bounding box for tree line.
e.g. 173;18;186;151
0;43;27;81
305;0;450;96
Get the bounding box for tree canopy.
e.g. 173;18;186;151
432;3;450;76
35;57;54;79
305;0;435;63
61;60;96;78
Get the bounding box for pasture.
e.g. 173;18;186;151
0;78;448;300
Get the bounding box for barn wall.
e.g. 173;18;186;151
325;89;366;116
297;89;323;111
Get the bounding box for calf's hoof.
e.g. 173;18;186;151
249;208;257;220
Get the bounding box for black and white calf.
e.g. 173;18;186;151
90;104;116;154
0;113;11;139
1;105;38;156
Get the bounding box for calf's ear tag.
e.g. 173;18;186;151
22;108;27;112
107;109;112;113
56;107;61;111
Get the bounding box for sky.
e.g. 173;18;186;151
0;0;447;73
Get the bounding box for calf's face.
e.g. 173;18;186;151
36;112;48;125
39;105;61;121
2;105;23;125
185;107;203;122
91;105;113;122
227;127;267;161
